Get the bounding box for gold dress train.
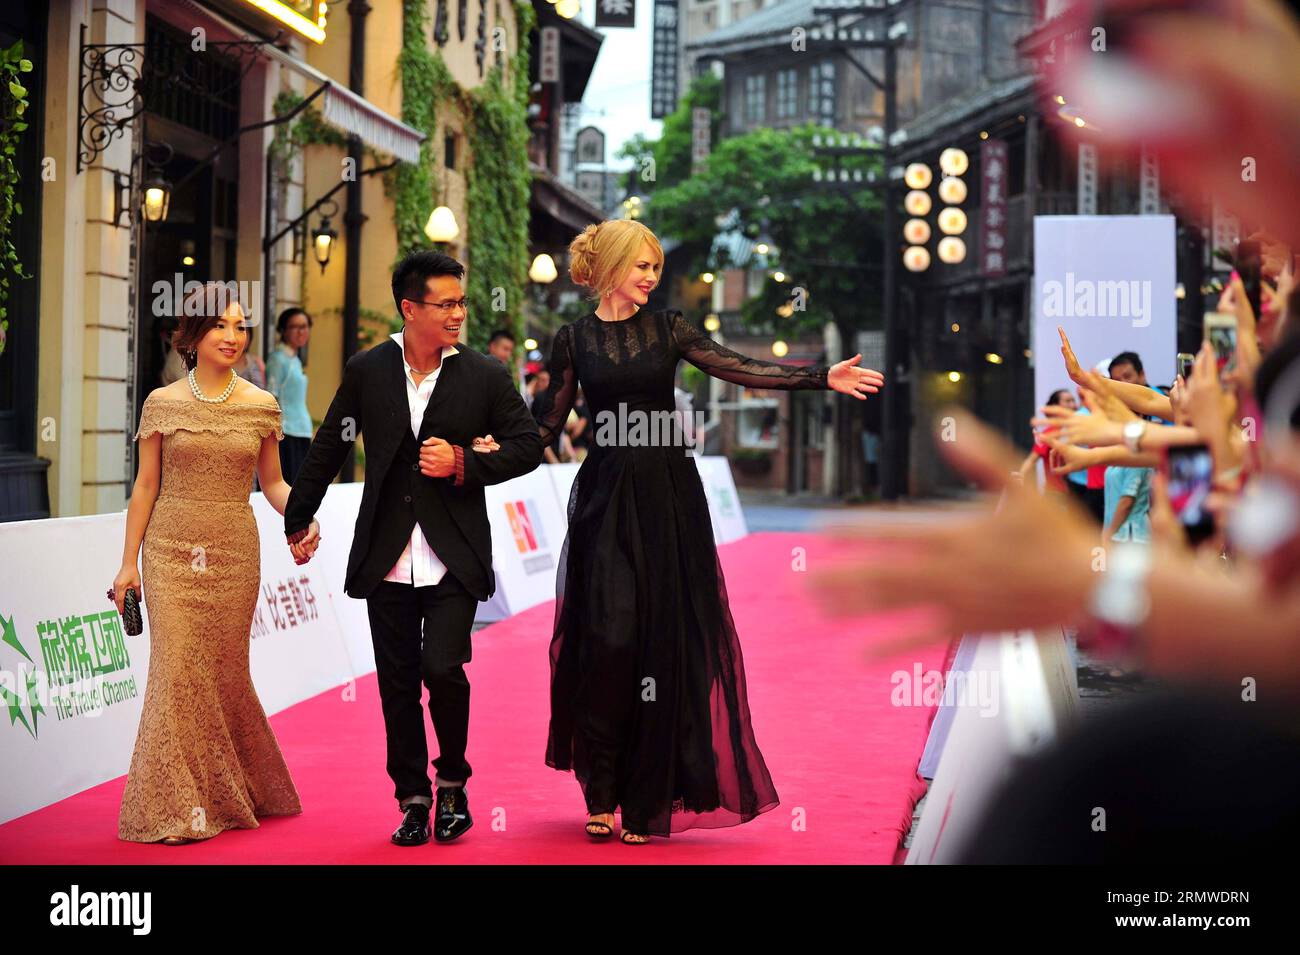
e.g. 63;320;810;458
118;395;302;842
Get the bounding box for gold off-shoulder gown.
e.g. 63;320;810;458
118;394;302;842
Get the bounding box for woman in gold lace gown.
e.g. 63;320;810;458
111;285;319;844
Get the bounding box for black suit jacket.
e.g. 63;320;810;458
284;338;543;601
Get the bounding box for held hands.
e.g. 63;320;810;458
288;519;321;565
828;353;885;400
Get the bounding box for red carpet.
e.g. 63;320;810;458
1;532;943;864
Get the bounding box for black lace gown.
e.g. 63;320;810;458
535;308;830;836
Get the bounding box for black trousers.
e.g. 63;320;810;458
366;575;478;805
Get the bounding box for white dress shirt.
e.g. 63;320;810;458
384;331;460;587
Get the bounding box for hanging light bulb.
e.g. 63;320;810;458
904;190;932;217
424;206;460;243
937;176;967;204
903;163;932;190
903;246;931;272
937;207;968;235
903;218;931;245
939;147;969;177
771;340;789;358
556;0;580;18
937;236;967;264
704;314;721;332
529;253;557;283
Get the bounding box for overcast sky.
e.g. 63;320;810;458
572;0;663;170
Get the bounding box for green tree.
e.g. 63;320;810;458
643;122;884;339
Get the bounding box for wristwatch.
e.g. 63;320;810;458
1122;419;1148;454
1083;542;1152;656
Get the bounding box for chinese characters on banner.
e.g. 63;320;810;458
594;0;635;28
691;107;711;175
980;138;1009;278
651;1;679;119
539;26;559;84
252;574;321;639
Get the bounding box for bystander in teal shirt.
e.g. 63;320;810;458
1102;465;1152;543
266;344;313;439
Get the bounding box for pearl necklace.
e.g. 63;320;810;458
188;367;238;403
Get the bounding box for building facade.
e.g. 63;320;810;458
1;0;535;521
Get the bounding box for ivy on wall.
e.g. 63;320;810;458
273;1;538;355
391;0;536;352
0;41;34;358
270;90;351;163
389;0;459;262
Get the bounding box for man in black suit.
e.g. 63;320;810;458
284;250;542;846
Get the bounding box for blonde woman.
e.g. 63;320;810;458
536;220;884;843
110;283;311;844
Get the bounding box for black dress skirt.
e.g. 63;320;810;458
534;307;830;836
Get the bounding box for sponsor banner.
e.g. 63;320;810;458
0;459;750;820
0;496;356;826
694;455;749;544
481;470;567;619
310;482;374;675
248;494;357;714
1033;215;1177;408
906;628;1078;864
0;514;153;825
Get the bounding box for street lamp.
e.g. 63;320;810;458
904;163;932;190
903;218;931;244
937;236;967;264
939;148;969;177
142;171;172;222
529;253;558;284
425;206;460;243
312;212;337;273
937;176;967;204
903;246;931;272
937;207;967;236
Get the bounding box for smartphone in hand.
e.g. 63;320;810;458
1164;444;1215;546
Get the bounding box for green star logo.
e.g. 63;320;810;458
1;610;43;739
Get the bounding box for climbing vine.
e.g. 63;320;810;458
0;41;34;358
269;89;350;164
462;1;533;352
389;0;459;262
387;0;535;351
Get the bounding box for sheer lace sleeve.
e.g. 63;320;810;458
535;322;578;449
669;310;829;390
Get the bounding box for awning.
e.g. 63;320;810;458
179;0;425;163
258;46;425;163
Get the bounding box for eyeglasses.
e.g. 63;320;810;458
405;298;468;314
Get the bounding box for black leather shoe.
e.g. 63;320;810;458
433;786;472;843
391;802;431;846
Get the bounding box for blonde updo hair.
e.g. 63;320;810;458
568;219;664;300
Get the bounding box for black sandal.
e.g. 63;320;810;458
620;830;649;844
585;814;614;838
